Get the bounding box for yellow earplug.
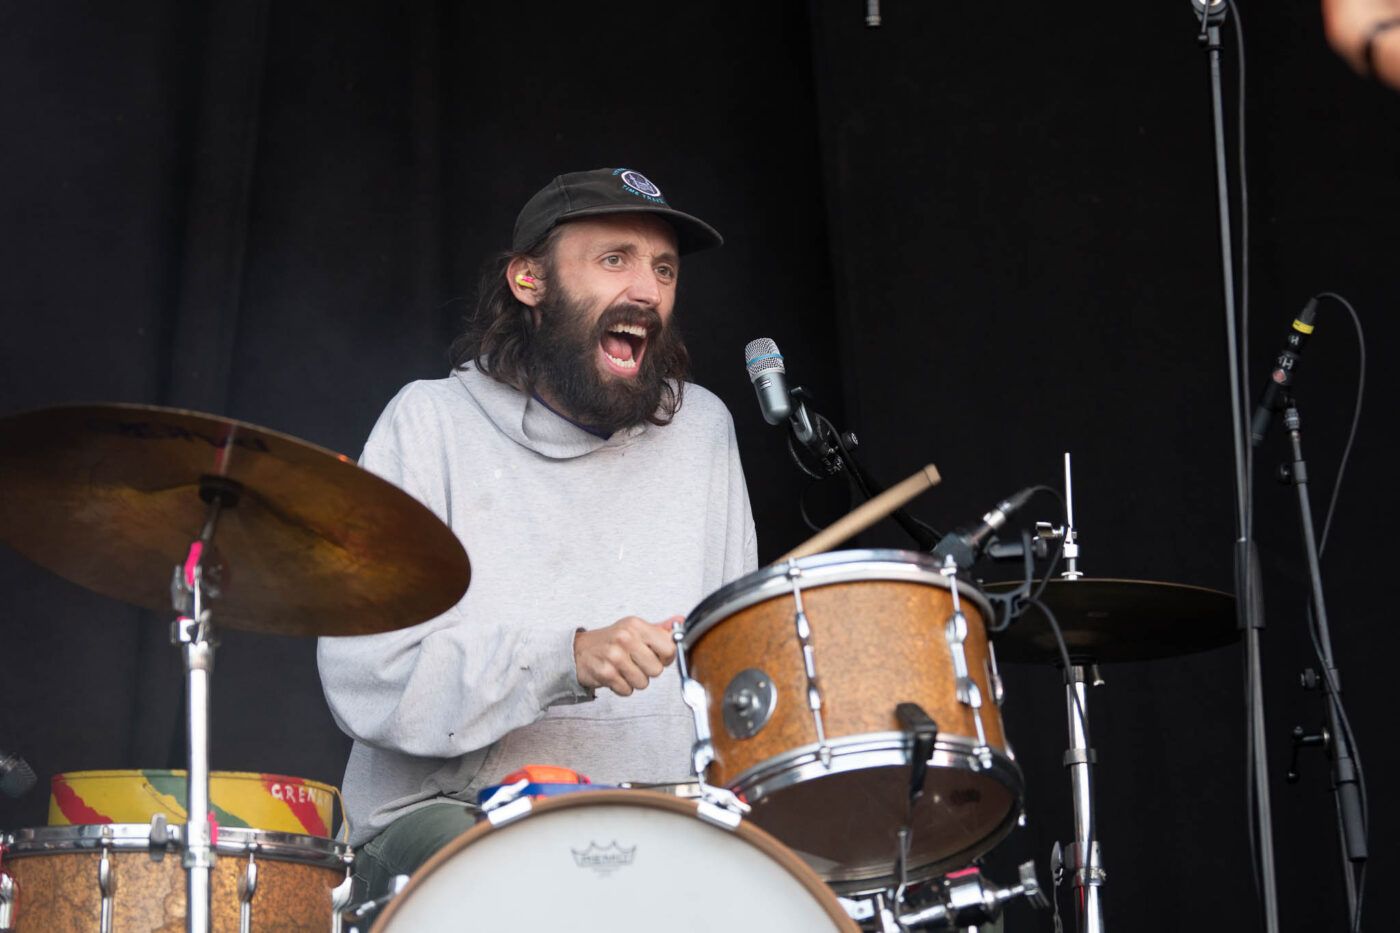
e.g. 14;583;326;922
515;273;537;289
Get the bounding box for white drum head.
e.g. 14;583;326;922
372;790;856;932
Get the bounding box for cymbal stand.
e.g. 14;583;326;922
1037;453;1105;932
1060;662;1105;933
169;475;241;933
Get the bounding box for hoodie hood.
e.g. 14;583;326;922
452;363;647;460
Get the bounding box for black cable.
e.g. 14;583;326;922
797;481;828;534
1313;293;1366;556
1304;291;1369;933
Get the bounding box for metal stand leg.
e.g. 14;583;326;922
1063;664;1105;933
171;477;240;933
176;580;217;933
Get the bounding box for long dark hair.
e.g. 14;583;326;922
448;228;689;425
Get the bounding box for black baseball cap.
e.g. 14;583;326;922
512;168;724;256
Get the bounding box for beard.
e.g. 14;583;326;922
530;285;687;433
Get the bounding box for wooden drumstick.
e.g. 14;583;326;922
774;463;941;564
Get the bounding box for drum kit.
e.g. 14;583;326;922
0;403;1237;932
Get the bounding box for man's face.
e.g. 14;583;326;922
529;215;685;431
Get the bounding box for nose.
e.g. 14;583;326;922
625;267;662;309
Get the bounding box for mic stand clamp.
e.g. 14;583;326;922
786;386;846;477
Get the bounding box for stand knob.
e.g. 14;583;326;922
1286;724;1328;783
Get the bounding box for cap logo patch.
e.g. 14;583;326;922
615;169;666;204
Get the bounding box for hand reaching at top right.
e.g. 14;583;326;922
1322;0;1400;90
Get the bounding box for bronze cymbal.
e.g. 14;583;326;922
981;578;1237;664
0;403;469;636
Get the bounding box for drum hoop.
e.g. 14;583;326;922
369;789;858;932
722;733;1025;892
5;823;350;867
682;549;995;647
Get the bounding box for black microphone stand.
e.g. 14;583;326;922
1277;398;1367;925
786;387;939;552
1190;2;1281;930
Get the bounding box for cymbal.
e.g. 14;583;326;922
0;403;470;637
981;578;1237;664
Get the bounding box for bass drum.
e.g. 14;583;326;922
370;790;857;932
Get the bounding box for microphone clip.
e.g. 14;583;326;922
786;387;846;479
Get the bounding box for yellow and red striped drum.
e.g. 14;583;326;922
48;770;338;838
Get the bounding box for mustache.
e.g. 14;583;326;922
592;303;663;338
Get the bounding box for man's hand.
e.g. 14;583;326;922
574;615;682;696
1323;0;1400;89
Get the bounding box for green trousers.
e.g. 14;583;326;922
352;801;478;902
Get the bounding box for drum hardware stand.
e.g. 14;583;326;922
1190;1;1282;929
337;873;410;933
328;873;356;933
168;474;241;933
895;861;1049;931
1025;466;1108;933
1272;399;1367;922
1030;452;1082;580
1059;663;1106;933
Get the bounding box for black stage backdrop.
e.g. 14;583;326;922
1;2;1396;929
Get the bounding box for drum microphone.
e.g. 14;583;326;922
743;337;834;468
1250;298;1318;446
932;487;1037;570
744;337;793;425
0;747;37;798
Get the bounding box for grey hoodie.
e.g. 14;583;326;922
317;365;757;845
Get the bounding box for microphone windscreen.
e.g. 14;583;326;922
1;755;36;798
744;337;785;380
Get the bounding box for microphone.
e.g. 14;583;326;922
744;337;792;426
932;488;1037;571
1250;298;1318;446
0;747;36;798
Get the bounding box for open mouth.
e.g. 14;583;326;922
599;322;649;375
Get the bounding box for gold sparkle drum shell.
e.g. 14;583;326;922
681;548;1023;893
1;823;351;932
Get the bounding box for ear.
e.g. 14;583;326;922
506;256;543;307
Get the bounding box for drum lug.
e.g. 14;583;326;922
0;868;15;932
97;835;116;933
672;621;717;778
237;850;258;933
722;668;777;739
785;564;831;767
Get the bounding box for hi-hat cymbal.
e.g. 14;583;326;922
981;578;1237;664
0;403;470;637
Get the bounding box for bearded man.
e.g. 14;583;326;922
317;168;757;899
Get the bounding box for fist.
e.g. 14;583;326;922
574;615;682;696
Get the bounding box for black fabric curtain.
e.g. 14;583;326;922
2;2;1396;929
